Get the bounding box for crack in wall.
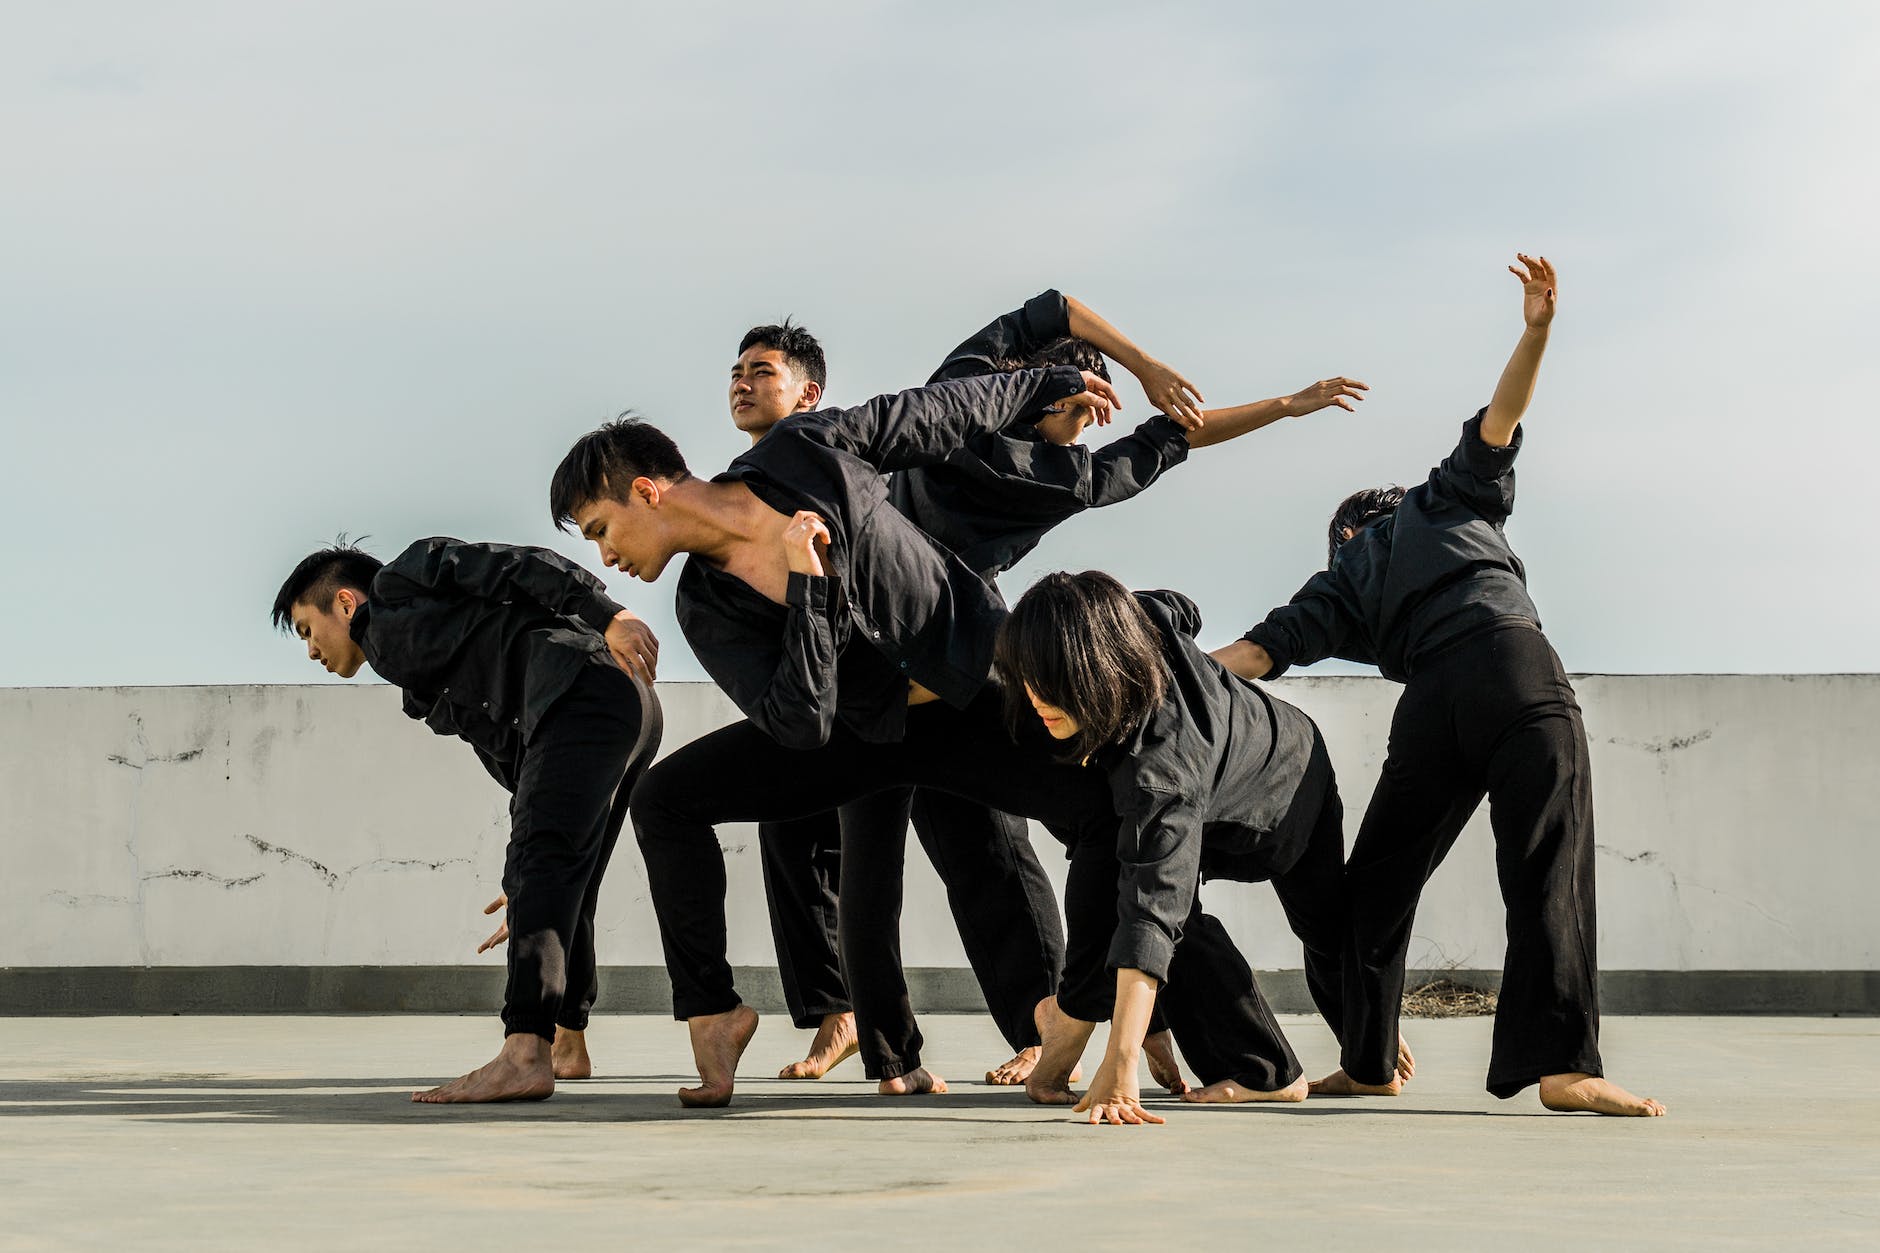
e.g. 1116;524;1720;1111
241;835;340;887
241;835;474;888
141;869;266;889
1596;843;1793;935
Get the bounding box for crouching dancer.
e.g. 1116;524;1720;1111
1213;256;1664;1116
270;538;663;1103
552;366;1130;1107
999;572;1393;1125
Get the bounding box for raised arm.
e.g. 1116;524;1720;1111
1184;377;1369;449
1064;295;1207;429
1220;564;1367;680
375;537;658;679
791;367;1117;472
1480;254;1557;448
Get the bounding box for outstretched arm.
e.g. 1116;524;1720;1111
1480;254;1557;448
1184;377;1369;450
1065;295;1207;430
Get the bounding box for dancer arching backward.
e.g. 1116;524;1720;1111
737;296;1370;1086
270;539;663;1103
996;572;1383;1126
1212;256;1665;1117
553;368;1144;1107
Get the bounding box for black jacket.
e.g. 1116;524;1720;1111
888;289;1193;581
1082;590;1325;982
676;366;1089;750
1243;411;1541;682
352;537;625;787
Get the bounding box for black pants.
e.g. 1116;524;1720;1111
758;788;1064;1053
500;666;662;1040
1057;752;1351;1093
630;689;1106;1079
1341;622;1602;1097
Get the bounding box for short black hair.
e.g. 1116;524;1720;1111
271;539;383;633
550;414;692;531
991;335;1111;383
1328;486;1406;564
739;319;827;390
995;570;1167;763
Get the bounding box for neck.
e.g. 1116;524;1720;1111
661;478;773;569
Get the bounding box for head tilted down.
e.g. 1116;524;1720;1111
730;320;826;439
551;416;694;583
271;540;384;677
996;569;1168;762
1000;336;1111;447
1327;485;1406;564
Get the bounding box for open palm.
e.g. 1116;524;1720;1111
1511;253;1557;327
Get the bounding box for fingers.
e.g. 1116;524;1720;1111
1081;372;1123;409
483;895;506;915
476;922;509;954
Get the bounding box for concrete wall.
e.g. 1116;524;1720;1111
2;677;1874;983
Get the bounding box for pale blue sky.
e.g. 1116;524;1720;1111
3;1;1875;686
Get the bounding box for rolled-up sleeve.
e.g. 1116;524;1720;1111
1428;409;1524;523
1243;566;1363;679
927;290;1072;384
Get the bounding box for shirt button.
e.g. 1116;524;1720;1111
482;701;490;709
899;661;909;670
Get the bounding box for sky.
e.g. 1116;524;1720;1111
3;1;1876;687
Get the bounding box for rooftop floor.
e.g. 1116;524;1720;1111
1;1013;1874;1249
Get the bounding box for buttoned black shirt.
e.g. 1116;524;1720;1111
888;290;1193;581
351;537;625;788
1085;591;1323;982
1243;411;1541;683
676;366;1089;750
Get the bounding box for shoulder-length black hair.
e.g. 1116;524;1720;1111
995;570;1167;763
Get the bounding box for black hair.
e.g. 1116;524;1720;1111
550;414;692;530
738;319;828;390
995;570;1168;763
271;538;383;633
991;335;1111;383
1327;486;1406;564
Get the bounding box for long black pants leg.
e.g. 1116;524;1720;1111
501;667;645;1040
1473;634;1603;1097
1157;907;1303;1091
1268;771;1351;1043
908;789;1063;1052
1339;682;1483;1087
758;813;851;1029
559;685;664;1032
833;788;923;1078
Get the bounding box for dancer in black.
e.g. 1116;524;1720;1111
1212;255;1664;1116
270;538;662;1102
996;571;1379;1124
552;367;1139;1105
733;298;1369;1087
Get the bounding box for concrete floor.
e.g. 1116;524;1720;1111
0;1014;1875;1250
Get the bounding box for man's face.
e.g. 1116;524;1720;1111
729;346;817;437
572;484;677;583
290;590;367;678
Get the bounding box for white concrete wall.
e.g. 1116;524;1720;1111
3;677;1874;971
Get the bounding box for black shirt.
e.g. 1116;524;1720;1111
351;537;625;787
1243;411;1541;682
888;289;1193;581
1084;590;1323;983
675;366;1089;750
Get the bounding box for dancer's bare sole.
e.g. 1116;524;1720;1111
1181;1074;1309;1104
1539;1072;1666;1117
777;1011;859;1080
1026;995;1094;1106
552;1026;592;1080
879;1067;949;1096
1143;1030;1189;1096
1307;1066;1403;1097
679;1005;759;1108
412;1034;554;1104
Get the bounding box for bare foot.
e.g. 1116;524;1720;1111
879;1067;949;1096
1397;1035;1416;1084
1307;1066;1402;1097
1181;1074;1309;1104
412;1033;554;1104
552;1026;592;1080
1539;1072;1666;1117
986;1046;1041;1086
1026;995;1093;1106
678;1005;759;1108
777;1011;859;1080
1143;1030;1189;1096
